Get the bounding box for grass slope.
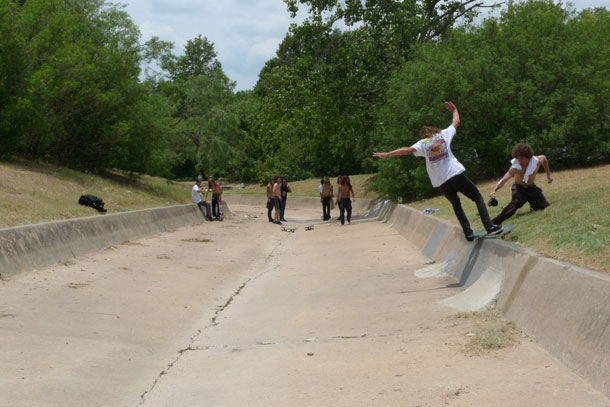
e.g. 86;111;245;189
0;160;191;228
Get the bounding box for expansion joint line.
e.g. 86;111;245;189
138;235;285;405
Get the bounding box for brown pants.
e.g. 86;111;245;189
492;183;549;225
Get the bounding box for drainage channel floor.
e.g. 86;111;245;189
0;206;607;406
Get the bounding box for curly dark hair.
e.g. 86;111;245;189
512;143;534;158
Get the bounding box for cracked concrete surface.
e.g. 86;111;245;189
1;205;609;406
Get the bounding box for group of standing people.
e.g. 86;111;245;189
266;176;292;225
319;176;355;225
192;173;223;221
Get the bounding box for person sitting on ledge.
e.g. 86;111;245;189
192;179;213;221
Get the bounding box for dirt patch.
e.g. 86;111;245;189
454;310;524;355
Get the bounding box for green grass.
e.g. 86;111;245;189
409;164;610;273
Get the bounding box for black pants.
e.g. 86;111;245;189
339;198;352;225
212;194;220;218
280;198;287;220
197;201;212;220
439;173;494;236
267;199;273;221
492;183;549;225
322;197;331;219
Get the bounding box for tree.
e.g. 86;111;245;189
145;35;243;179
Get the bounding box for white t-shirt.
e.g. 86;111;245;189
192;184;203;203
411;125;465;187
318;184;323;194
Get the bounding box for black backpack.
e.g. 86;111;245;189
78;194;107;213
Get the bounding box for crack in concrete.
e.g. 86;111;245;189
138;235;285;405
171;332;395;354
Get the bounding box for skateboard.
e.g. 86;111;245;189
281;226;296;233
473;224;516;240
305;225;314;231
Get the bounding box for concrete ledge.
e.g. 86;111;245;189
0;204;220;279
382;204;610;399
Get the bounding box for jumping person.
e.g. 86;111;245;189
489;143;552;225
321;177;334;220
373;101;502;241
205;175;223;220
280;178;291;222
192;179;213;221
338;176;355;225
272;176;283;225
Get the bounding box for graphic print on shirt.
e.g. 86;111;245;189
423;136;449;163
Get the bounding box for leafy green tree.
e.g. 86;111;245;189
146;35;243;179
0;0;150;170
0;1;26;157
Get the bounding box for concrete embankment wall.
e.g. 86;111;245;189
384;203;610;399
0;203;222;279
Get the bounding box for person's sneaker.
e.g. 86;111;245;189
269;219;273;222
486;225;504;236
465;233;475;242
273;220;282;225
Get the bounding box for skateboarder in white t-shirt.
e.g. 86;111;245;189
373;101;503;241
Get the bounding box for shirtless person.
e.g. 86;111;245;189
321;177;334;220
272;176;283;225
205;175;223;220
338;176;355;225
489;143;553;225
266;178;274;222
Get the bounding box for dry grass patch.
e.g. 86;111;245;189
455;310;523;356
0;160;190;228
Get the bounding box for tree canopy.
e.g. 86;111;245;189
1;0;608;193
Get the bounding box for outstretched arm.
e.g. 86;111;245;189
490;169;515;198
444;101;460;128
372;147;416;159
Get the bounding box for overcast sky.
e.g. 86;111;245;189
121;0;610;91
